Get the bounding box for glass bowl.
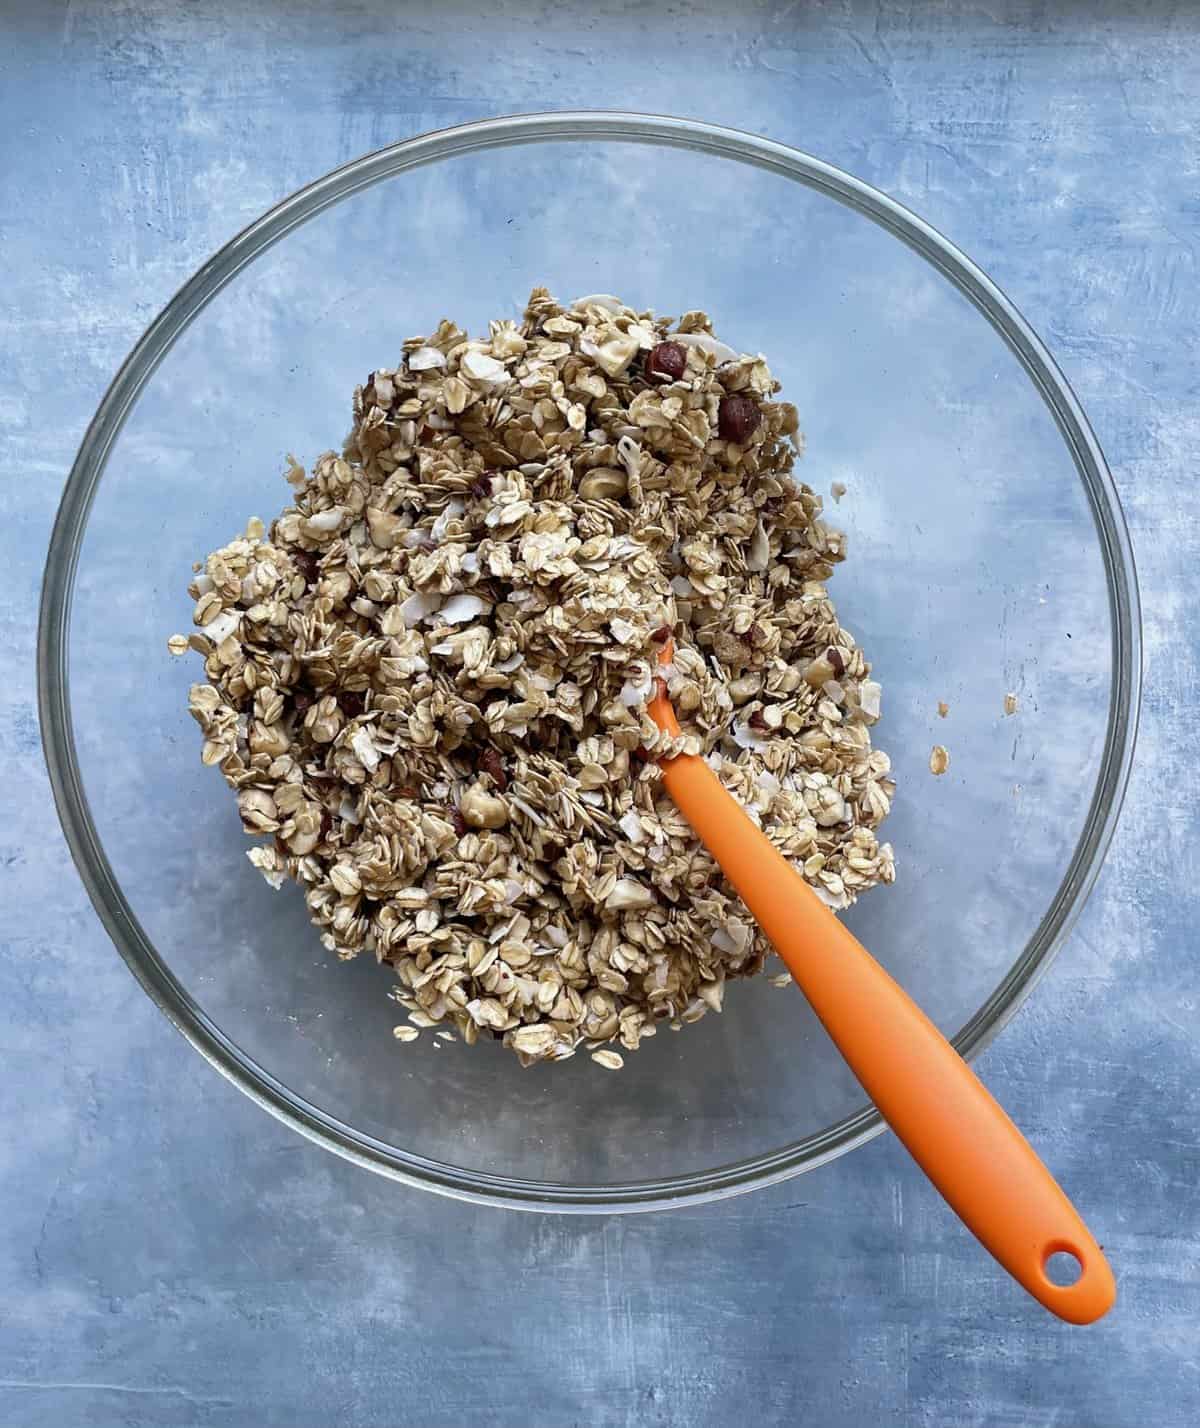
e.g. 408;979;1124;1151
39;113;1140;1210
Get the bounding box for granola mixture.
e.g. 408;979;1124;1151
179;289;895;1065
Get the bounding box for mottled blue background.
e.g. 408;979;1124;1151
3;3;1198;1425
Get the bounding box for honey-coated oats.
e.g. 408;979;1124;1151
178;289;895;1065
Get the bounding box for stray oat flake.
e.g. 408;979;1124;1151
177;288;895;1066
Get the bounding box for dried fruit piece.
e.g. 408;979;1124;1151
338;690;366;719
479;746;508;791
645;340;687;381
717;394;761;444
293;550;320;585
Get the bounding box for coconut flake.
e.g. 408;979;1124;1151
350;727;380;772
399;590;443;627
437;592;489;625
460;550;480;575
247;850;286;891
756;769;781;796
618;810;645;844
732;719;767;751
672;331;741;364
204;608;241;645
304;505;346;534
407;346;446;370
588;334;640;378
620;676;653;707
460;349;508;384
747;520;770;572
606;877;655;911
616;434;641;481
571;293;626;314
711;927;738;955
430;498;466;543
858;680;882;721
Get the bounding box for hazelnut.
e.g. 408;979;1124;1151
577;467;628;501
717;394;761;444
645;341;687;382
460;782;509;830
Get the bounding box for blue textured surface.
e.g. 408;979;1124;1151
3;3;1197;1424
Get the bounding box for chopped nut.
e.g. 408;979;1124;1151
459;782;509;829
1004;692;1019;716
577;467;628;501
930;745;950;776
937;701;949;719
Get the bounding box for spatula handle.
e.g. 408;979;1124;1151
656;740;1115;1325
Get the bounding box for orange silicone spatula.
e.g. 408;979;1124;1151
647;640;1115;1324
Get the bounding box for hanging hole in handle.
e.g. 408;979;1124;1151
1043;1248;1084;1288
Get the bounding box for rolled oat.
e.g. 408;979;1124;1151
180;288;895;1066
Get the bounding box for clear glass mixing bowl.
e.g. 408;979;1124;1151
39;113;1140;1209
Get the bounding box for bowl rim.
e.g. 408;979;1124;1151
38;110;1142;1211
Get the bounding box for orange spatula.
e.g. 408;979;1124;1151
647;639;1115;1324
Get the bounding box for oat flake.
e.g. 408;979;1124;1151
178;288;895;1065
